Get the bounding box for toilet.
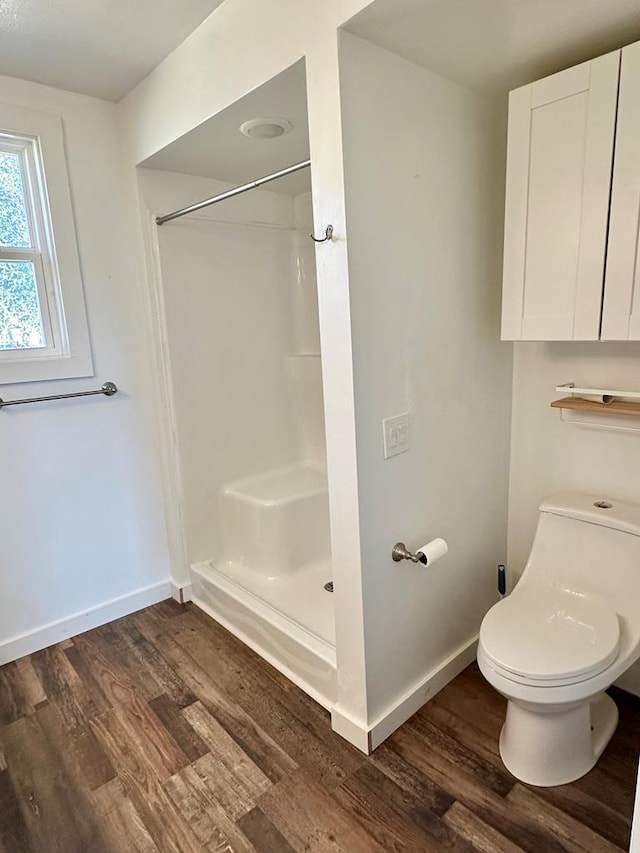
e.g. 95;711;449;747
478;493;640;787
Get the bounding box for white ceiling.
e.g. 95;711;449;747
140;0;640;197
1;0;639;105
0;0;227;101
143;61;311;196
346;0;640;95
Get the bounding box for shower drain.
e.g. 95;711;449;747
324;581;334;593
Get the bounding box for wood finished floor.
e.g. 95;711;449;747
0;601;638;853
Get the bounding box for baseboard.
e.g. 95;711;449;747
331;635;479;754
171;581;193;604
330;705;371;753
368;635;479;750
0;580;172;665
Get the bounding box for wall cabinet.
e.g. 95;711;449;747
603;42;640;340
502;42;640;341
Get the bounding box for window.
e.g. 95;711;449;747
0;104;92;383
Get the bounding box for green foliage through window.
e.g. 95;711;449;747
1;144;44;351
0;261;45;349
0;151;31;248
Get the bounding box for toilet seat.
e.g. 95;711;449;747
480;586;620;687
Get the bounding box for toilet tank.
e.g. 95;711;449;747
521;493;640;621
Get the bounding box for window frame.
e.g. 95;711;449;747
1;136;56;357
0;104;92;384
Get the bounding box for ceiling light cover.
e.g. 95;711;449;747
240;117;293;139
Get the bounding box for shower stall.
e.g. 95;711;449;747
189;198;336;708
137;61;336;707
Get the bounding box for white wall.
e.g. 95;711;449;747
339;33;513;725
508;342;640;572
138;169;326;565
0;76;170;663
507;340;640;691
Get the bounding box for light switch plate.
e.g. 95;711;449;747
383;412;410;459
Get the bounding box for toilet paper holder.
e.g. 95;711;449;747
392;538;448;566
392;542;428;564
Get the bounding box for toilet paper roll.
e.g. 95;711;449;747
417;537;448;566
578;394;614;405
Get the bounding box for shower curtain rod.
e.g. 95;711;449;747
155;159;311;226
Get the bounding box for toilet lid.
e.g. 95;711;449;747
480;586;620;684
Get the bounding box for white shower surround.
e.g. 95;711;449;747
139;169;335;704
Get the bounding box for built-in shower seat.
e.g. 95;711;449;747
219;463;330;577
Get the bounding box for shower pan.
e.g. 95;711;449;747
191;457;335;707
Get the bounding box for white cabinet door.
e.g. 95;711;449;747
602;42;640;341
502;52;620;341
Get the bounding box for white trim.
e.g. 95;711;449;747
330;705;371;753
171;581;193;604
331;635;479;754
0;102;93;384
0;580;171;665
138;207;190;587
368;636;479;750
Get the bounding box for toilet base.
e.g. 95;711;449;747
499;692;618;787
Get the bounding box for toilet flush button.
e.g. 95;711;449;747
594;500;613;509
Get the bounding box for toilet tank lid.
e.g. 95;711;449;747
540;493;640;537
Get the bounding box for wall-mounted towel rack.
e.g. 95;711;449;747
554;383;640;402
551;383;640;432
0;381;118;410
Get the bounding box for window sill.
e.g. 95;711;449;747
0;352;94;386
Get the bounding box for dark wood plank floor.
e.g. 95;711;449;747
0;600;638;852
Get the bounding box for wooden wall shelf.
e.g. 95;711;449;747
551;397;640;417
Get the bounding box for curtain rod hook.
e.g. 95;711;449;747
309;224;333;243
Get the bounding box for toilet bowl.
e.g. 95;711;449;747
478;493;640;787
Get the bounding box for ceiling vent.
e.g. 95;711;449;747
239;117;293;139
